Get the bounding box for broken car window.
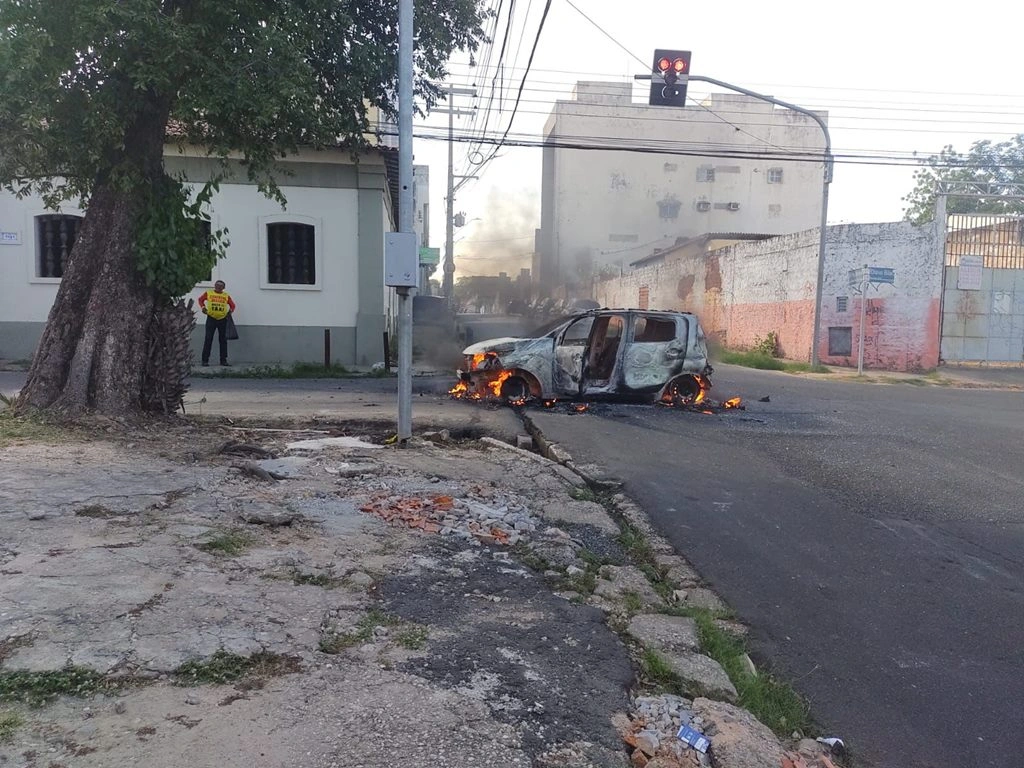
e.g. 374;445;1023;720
634;316;676;343
560;317;594;346
529;315;573;337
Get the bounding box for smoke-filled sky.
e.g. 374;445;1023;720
451;186;538;278
415;0;1024;283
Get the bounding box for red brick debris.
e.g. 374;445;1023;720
358;494;513;545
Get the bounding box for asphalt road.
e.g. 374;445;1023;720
527;366;1024;768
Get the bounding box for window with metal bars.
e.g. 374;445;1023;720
36;214;82;278
266;222;316;285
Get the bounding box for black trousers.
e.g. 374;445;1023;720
202;316;229;364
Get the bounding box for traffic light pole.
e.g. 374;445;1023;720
688;75;832;367
637;72;833;366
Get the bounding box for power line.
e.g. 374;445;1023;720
457;0;554;193
390;128;1024;169
421;100;1024;143
444;61;1024;102
558;0;788;153
562;0;648;69
458;234;535;243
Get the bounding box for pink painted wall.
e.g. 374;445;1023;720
593;221;943;371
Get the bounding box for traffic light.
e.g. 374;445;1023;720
649;49;691;107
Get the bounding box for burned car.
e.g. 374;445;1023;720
452;309;715;405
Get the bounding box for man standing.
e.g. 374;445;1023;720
198;280;236;367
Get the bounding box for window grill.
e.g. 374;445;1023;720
36;215;81;278
267;222;316;285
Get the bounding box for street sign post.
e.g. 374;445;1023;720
851;265;896;375
418;246;440;266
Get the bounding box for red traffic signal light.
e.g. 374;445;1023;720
650;49;691;107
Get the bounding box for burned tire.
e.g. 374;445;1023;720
664;375;702;406
500;375;530;404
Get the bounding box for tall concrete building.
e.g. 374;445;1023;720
539;82;828;286
412;164;431;290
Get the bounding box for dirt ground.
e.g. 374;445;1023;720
0;418;646;768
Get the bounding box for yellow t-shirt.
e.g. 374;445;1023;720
203;290;233;320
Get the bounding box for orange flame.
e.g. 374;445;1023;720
543;399;557;408
488;369;513;397
724;397;742;409
471;353;488;369
573;403;589;413
449;380;469;396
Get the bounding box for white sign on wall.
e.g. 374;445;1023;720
958;254;983;290
0;231;20;245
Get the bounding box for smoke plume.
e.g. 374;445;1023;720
455;186;539;278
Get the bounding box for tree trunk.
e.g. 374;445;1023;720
17;98;170;416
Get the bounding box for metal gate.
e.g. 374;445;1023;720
941;211;1024;363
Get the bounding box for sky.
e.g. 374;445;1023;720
411;0;1024;279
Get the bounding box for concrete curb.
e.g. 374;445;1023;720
519;412;690;560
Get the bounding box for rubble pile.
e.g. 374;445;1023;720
358;491;539;546
618;694;712;768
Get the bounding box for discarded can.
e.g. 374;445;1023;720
677;724;710;753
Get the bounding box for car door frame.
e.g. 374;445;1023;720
553;314;596;396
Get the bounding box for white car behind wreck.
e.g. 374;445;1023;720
453;309;714;404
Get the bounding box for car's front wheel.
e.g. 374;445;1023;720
500;375;531;404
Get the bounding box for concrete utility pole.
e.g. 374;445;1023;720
636;71;833;366
396;0;414;441
435;86;476;305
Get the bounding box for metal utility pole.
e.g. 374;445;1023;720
857;264;868;375
435;86;476;305
396;0;414;442
636;70;833;366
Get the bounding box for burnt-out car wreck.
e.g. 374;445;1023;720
451;309;736;408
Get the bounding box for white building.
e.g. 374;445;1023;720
0;144;399;366
413;164;434;291
539;82;828;286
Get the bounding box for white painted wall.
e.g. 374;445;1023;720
594;221;942;370
189;183;361;328
540;84;827;281
0;183;361;328
0;193;85;323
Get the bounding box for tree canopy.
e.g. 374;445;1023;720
903;135;1024;224
0;0;485;208
0;0;486;414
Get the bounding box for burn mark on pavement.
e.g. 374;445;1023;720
377;540;634;757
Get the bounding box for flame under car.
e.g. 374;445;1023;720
452;309;716;406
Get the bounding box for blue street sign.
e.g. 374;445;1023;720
868;267;895;284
